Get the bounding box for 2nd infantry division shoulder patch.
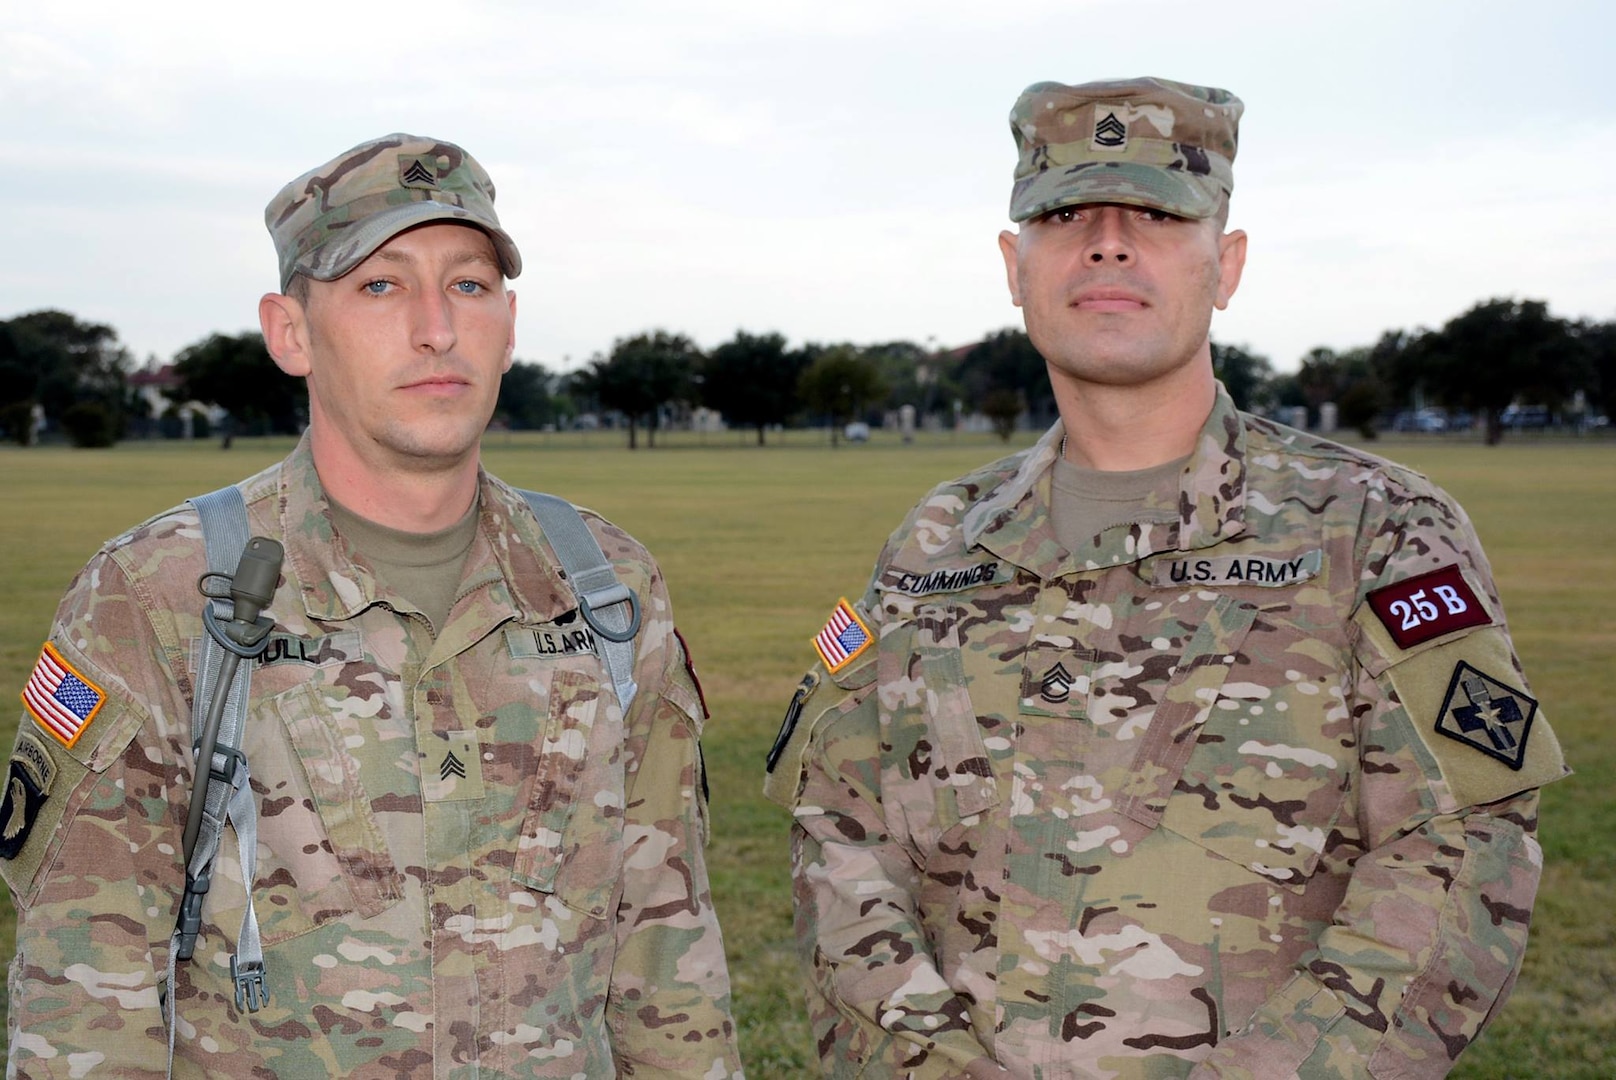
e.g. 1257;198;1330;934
813;599;873;674
1435;661;1538;770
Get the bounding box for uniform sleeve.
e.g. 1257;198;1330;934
1191;494;1567;1080
787;594;1009;1079
4;555;186;1077
606;573;743;1078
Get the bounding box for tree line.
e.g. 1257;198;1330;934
3;297;1614;449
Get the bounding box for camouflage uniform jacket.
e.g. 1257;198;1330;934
775;389;1565;1079
4;437;743;1078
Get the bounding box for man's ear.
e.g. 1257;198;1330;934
502;289;517;373
997;229;1024;307
1213;229;1248;311
259;292;312;377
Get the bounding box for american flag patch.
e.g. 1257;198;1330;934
813;598;874;673
22;643;106;750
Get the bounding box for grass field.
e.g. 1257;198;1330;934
1;429;1611;1077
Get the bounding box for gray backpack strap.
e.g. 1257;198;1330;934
519;491;640;712
166;486;272;1076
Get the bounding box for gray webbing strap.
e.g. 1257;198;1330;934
519;492;640;713
166;486;268;1076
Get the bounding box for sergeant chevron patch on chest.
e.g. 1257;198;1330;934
1152;549;1321;588
422;731;484;802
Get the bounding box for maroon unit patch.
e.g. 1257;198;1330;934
1367;564;1491;650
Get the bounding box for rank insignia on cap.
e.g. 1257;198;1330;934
21;643;105;750
399;154;441;189
813;598;873;674
1366;564;1491;651
1092;110;1128;149
1435;661;1537;770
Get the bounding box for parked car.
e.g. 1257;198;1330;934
1391;408;1447;432
1501;405;1552;430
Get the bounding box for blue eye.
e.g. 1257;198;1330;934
453;280;483;295
362;280;391;295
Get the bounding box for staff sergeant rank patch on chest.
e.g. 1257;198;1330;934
1152;549;1322;588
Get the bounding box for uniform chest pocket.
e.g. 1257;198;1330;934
879;609;1002;860
1152;606;1351;887
248;682;404;945
1110;596;1260;832
511;667;626;920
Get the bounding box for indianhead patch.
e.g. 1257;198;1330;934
1435;661;1537;770
21;643;106;750
813;599;873;674
1367;564;1491;651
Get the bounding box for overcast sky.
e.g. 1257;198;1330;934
4;1;1613;375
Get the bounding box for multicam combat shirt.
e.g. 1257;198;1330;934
772;389;1566;1079
4;438;743;1078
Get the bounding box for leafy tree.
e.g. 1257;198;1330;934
1210;341;1276;413
1289;346;1387;437
700;331;806;445
981;388;1023;442
956;329;1054;428
496;360;568;430
0;310;133;441
1386;299;1578;445
797;346;888;447
1573;319;1616;423
0;401;33;445
862;340;931;413
60;402;117;448
581;331;699;449
174;331;305;446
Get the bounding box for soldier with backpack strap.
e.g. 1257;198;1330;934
2;133;743;1079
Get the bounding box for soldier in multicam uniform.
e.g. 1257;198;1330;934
3;134;744;1078
767;78;1568;1078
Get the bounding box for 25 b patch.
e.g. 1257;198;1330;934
1435;661;1538;770
1366;564;1490;650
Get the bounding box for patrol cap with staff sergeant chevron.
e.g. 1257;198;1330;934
1007;76;1242;223
265;132;523;292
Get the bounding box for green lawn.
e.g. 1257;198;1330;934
1;429;1611;1077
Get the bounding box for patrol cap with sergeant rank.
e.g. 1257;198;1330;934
1008;76;1243;223
265;132;523;292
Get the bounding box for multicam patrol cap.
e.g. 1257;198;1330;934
265;133;523;291
1008;77;1242;223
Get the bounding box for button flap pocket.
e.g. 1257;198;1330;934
1114;595;1260;829
512;668;625;919
268;683;403;934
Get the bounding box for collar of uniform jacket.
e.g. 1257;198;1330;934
959;384;1250;573
269;434;577;627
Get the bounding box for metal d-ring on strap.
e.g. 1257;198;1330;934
578;582;642;643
